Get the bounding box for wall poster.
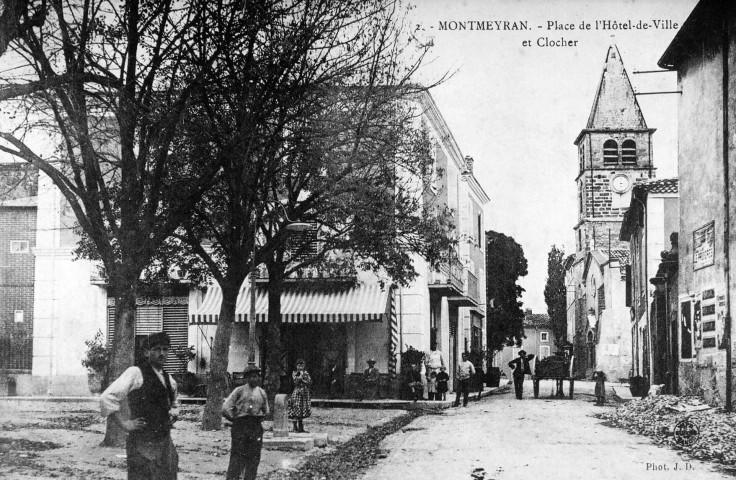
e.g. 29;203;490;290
693;221;715;270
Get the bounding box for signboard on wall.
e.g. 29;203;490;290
693;221;715;270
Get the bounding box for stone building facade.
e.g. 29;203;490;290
566;45;655;381
658;0;736;405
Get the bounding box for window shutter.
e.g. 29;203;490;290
136;305;163;335
163;304;189;373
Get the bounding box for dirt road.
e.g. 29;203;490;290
362;383;732;480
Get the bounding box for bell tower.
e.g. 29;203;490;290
574;45;655;254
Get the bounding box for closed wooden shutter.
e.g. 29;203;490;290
136;305;163;335
107;298;188;374
163;304;188;373
107;305;115;348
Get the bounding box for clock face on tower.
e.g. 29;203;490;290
611;174;632;194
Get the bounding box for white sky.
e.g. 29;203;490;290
408;0;699;312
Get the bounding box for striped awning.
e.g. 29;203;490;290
190;282;391;324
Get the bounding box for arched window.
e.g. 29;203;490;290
622;139;637;164
603;139;618;164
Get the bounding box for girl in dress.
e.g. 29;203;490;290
288;359;312;432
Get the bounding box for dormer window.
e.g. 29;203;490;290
621;139;637;164
603;140;618;165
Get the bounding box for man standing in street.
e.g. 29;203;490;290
455;352;475;407
222;364;269;480
100;332;179;479
508;350;535;400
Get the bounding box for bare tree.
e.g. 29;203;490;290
0;0;224;444
0;0;44;57
159;0;451;429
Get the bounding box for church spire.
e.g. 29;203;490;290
585;45;647;130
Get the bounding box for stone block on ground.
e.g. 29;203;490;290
263;434;314;451
611;386;634;401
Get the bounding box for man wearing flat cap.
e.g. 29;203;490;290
508;349;535;400
222;364;269;480
100;332;179;479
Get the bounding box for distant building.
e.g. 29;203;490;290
566;45;655;381
658;0;735;405
493;309;556;379
0;164;37;395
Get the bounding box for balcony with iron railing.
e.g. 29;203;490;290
255;254;358;283
429;251;464;297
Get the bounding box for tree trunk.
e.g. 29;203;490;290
264;279;285;407
201;288;237;430
101;287;137;447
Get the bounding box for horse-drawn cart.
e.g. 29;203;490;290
532;355;575;399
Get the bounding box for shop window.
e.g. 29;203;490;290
621;139;637;164
603;140;618;165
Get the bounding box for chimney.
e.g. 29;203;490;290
464;155;474;173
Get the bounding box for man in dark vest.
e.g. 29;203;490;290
101;332;179;479
508;349;535;400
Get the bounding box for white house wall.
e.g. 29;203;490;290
32;173;107;396
597;261;632;381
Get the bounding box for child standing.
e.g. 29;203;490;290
407;363;423;401
436;365;449;401
289;359;312;432
427;371;438;401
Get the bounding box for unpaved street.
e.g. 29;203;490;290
362;383;732;480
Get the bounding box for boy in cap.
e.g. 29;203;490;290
100;332;179;479
222;364;269;480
